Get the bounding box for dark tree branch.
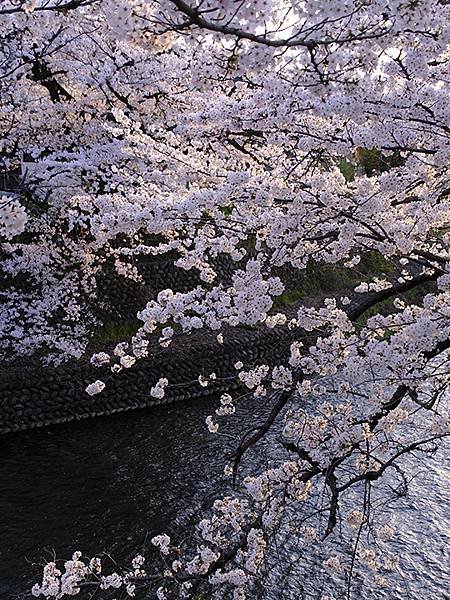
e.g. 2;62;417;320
168;0;392;49
0;0;98;15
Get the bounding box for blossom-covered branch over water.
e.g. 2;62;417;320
1;0;449;598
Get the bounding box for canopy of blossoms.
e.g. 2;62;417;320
0;0;449;598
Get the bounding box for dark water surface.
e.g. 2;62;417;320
0;394;274;599
1;393;449;599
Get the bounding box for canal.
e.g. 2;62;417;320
1;393;449;599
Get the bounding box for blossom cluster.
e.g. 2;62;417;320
3;0;449;597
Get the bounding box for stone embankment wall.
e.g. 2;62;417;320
96;255;238;324
0;322;297;435
1;255;304;435
0;248;403;436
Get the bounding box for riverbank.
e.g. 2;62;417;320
0;309;299;435
1;252;406;435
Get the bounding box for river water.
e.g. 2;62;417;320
1;393;449;599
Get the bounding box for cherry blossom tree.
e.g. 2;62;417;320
1;0;449;598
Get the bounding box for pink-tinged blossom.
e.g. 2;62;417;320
7;0;449;596
85;380;105;396
150;378;168;399
151;534;171;555
0;197;27;239
90;353;110;367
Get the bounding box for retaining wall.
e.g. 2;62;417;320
0;255;308;435
0;322;297;435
